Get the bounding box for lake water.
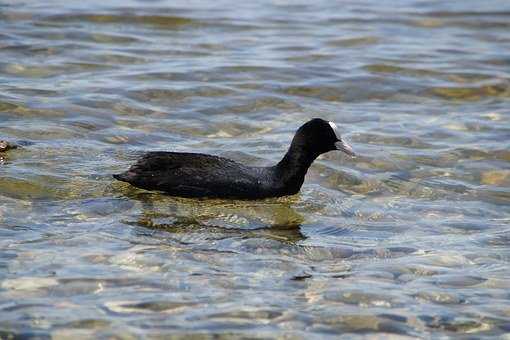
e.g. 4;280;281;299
1;0;510;338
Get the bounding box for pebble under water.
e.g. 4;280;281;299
1;0;510;338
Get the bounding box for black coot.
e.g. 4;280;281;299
113;118;355;199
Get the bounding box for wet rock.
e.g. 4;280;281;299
0;140;18;152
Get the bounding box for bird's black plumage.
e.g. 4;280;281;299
113;118;355;199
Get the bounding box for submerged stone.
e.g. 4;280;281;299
481;170;510;186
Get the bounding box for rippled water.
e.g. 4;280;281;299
1;0;510;338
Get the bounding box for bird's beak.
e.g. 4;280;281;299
335;139;355;157
328;121;355;157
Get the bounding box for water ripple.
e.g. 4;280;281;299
1;0;509;338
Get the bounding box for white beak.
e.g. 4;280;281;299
335;139;355;156
329;121;355;157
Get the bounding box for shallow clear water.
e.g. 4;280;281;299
1;0;510;338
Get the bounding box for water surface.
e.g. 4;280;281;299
1;0;510;338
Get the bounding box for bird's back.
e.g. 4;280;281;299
114;151;273;198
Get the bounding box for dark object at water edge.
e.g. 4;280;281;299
0;140;18;153
113;118;355;199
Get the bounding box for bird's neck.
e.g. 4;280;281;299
275;144;319;191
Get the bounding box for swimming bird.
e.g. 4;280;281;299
113;118;355;199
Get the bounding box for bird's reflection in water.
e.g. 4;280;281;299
124;191;306;244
